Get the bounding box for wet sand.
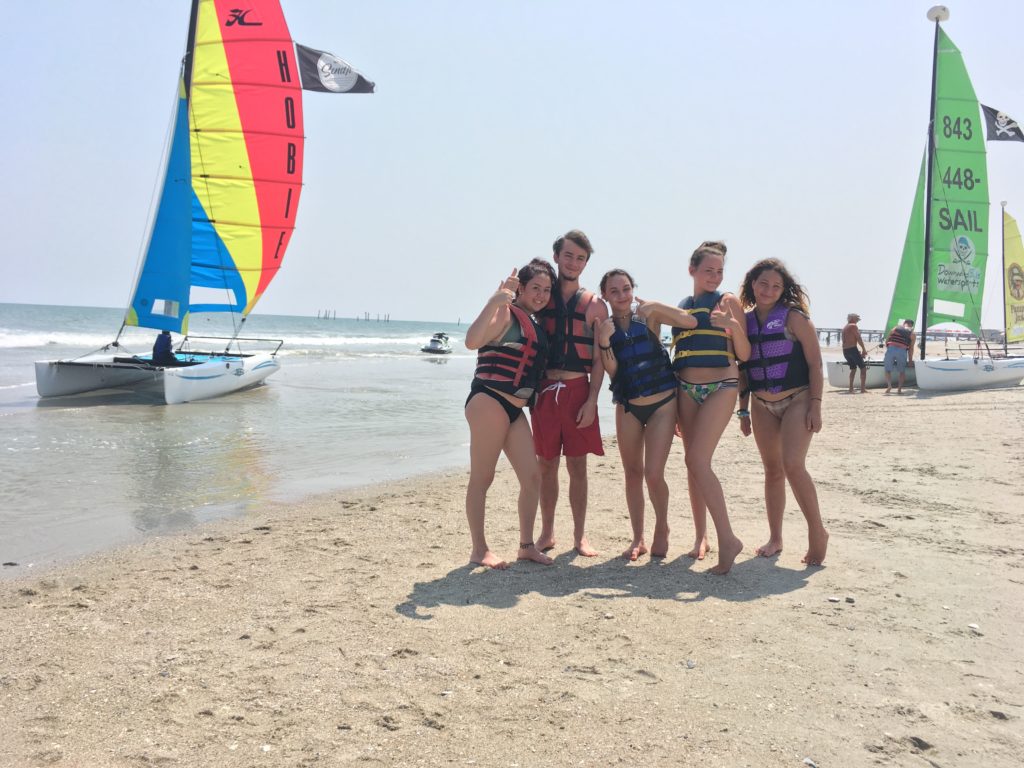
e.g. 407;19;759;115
1;384;1022;766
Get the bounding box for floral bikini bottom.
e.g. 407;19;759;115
678;378;739;406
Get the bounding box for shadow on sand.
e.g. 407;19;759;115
396;549;822;620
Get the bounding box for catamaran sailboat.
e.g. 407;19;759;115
34;0;372;404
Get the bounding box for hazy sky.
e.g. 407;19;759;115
4;0;1024;329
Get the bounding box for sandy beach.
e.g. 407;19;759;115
1;384;1022;767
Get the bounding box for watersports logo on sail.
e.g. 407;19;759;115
936;235;981;293
225;9;262;27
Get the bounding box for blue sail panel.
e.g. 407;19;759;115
126;84;193;333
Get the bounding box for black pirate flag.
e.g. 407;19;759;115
981;104;1024;142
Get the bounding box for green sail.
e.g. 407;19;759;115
926;26;989;334
886;150;926;332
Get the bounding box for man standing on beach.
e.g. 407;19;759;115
532;230;608;556
883;319;916;394
841;313;869;393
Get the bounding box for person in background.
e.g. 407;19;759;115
463;261;557;570
597;269;696;560
841;313;869;393
532;230;608;557
737;258;829;567
883;319;916;394
670;240;750;574
152;330;176;367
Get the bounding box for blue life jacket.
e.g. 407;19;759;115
608;318;676;403
742;304;810;394
671;291;733;369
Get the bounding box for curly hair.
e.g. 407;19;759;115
739;258;810;314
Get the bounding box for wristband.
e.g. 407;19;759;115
735;409;750;419
599;344;612;350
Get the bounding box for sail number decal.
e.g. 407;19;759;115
941;115;973;140
940;166;981;191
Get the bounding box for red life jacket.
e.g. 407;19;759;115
887;326;912;348
473;305;548;397
537;288;596;373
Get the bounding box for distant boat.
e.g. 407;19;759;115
34;0;372;404
421;332;453;354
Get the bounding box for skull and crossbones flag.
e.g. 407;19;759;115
981;104;1024;142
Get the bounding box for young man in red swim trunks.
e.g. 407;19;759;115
531;230;608;556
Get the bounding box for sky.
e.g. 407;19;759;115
4;0;1024;330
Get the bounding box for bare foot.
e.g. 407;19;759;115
802;528;829;566
884;388;891;394
470;549;508;570
685;536;710;560
622;539;648;561
518;544;554;566
709;536;743;575
650;525;670;558
536;534;556;552
755;538;783;557
860;389;869;394
574;537;599;557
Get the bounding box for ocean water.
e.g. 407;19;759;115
0;302;488;575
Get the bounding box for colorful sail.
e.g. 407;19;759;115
886;150;927;332
1004;208;1024;343
924;27;989;334
127;0;305;332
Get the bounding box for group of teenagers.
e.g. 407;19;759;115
464;230;830;574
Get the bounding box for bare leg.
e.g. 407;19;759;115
678;397;709;559
464;394;512;569
884;369;892;394
537;455;560;551
897;370;905;394
616;406;647;561
643;399;677;557
566;454;597;556
503;417;553;566
777;396;829;565
750;399;785;557
859;367;868;393
679;387;743;574
847;367;855;393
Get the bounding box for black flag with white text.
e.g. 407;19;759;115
296;44;375;93
981;104;1024;142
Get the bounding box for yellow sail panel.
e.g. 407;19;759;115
1004;209;1024;343
188;0;263;312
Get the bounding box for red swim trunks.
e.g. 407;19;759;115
530;377;604;460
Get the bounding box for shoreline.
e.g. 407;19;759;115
2;386;1022;765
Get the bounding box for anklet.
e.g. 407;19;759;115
519;541;534;548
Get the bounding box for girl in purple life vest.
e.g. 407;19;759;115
736;258;829;566
464;260;557;570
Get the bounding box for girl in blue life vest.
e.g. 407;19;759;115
464;259;557;570
736;258;829;566
671;240;751;574
596;269;697;561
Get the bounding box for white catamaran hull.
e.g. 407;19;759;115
162;354;280;404
35;352;280;404
914;356;1024;391
826;360;917;389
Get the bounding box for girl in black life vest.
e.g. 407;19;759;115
464;260;557;569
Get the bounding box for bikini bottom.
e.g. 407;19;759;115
624;391;676;427
466;383;523;423
753;386;809;419
678;377;738;406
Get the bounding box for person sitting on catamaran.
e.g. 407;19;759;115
151;330;177;367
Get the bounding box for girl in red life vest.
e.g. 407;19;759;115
596;269;697;561
736;258;829;566
672;241;751;574
463;260;557;570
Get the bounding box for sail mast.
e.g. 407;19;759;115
1001;201;1008;354
920;6;948;359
